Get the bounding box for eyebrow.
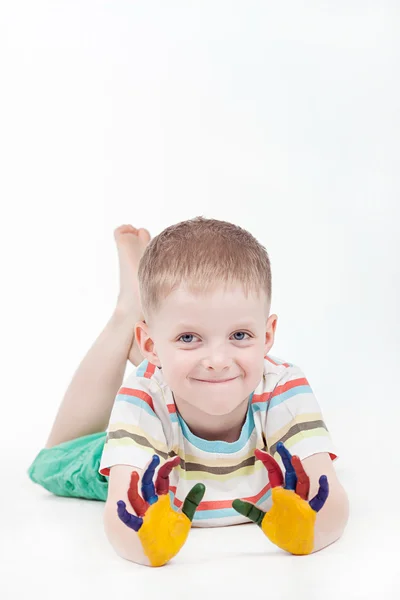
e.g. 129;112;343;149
174;321;258;330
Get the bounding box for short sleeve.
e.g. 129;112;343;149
264;363;339;468
98;375;170;477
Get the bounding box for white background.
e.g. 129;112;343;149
1;2;399;599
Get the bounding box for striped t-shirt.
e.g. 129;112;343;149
99;354;339;527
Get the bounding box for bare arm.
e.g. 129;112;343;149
103;464;151;566
45;308;141;448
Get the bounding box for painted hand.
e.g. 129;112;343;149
232;442;329;555
117;455;205;567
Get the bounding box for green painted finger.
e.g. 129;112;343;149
182;483;206;522
232;499;265;527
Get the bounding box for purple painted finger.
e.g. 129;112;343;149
117;500;143;532
309;476;329;513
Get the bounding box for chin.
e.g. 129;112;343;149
200;402;245;417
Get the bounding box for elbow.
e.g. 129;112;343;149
335;485;350;535
311;485;350;553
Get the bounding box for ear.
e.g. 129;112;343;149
264;314;278;354
135;320;162;368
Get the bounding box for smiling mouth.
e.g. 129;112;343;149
194;377;237;384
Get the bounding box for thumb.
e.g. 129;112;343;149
182;483;206;522
232;499;265;527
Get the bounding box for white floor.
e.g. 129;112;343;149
3;430;400;600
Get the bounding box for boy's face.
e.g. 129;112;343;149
136;285;277;418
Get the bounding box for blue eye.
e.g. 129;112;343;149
179;334;196;343
233;332;246;341
177;332;251;344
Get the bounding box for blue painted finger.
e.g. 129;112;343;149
117;500;143;531
309;476;329;512
141;454;160;505
277;442;297;491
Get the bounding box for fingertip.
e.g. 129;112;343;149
277;442;289;455
276;442;290;454
191;482;206;499
195;481;206;493
197;483;206;500
130;471;139;483
277;442;287;456
255;448;270;462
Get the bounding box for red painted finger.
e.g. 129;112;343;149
292;456;310;501
127;471;149;517
255;449;284;488
155;456;181;496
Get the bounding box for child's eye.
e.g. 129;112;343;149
177;332;251;344
178;334;197;343
233;331;250;341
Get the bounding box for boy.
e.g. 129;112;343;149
28;217;349;567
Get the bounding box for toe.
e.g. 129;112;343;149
138;228;151;242
114;225;138;240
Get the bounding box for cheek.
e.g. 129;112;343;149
162;357;191;386
170;353;193;367
240;349;263;369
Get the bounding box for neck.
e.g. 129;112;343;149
173;394;249;442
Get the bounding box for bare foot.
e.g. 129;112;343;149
114;224;151;316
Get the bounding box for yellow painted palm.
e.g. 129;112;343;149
117;454;205;567
233;442;329;555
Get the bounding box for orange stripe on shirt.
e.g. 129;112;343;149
273;377;309;397
251;377;309;405
144;361;156;378
169;482;271;511
118;387;155;413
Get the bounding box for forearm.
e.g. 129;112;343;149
311;485;350;553
45;308;138;448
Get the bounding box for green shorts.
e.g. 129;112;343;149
27;431;109;502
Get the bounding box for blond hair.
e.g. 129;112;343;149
138;216;272;324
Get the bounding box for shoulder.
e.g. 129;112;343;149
107;359;174;446
125;358;163;385
252;355;311;408
118;359;171;418
250;354;301;411
261;354;322;417
263;354;306;388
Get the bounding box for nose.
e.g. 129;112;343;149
202;351;233;373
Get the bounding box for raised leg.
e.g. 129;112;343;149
44;225;151;448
